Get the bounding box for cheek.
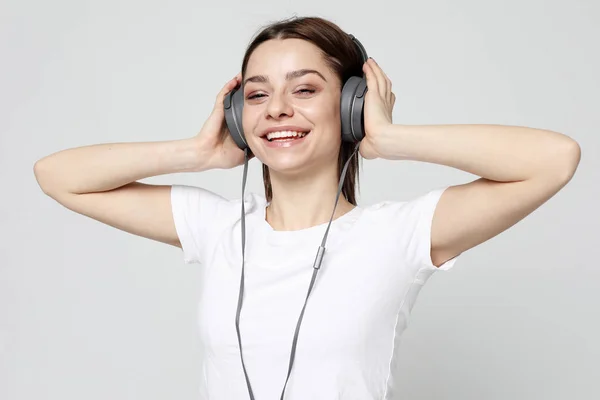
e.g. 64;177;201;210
308;102;342;141
242;107;260;141
300;96;340;124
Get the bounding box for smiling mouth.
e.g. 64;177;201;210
264;130;311;142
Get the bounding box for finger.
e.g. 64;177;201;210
386;77;392;102
363;60;380;96
215;75;241;107
382;71;392;101
373;59;393;102
224;75;241;95
368;58;388;98
381;72;393;106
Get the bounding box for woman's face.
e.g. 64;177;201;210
242;38;342;175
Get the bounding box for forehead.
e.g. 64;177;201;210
245;38;331;77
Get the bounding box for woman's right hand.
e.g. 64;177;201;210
194;73;251;170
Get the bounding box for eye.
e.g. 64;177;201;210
246;88;316;100
296;88;316;95
247;93;265;100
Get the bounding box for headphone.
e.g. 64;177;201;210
223;34;369;150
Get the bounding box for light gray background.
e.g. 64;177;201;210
2;0;598;399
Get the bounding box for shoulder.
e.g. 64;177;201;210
360;186;449;226
170;184;267;264
171;184;266;223
359;186;458;271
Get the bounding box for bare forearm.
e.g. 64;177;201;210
34;138;208;195
377;124;581;182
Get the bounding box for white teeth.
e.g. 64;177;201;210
265;130;309;141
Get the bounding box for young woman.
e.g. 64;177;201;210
34;16;580;400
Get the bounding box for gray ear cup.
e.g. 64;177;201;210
223;86;248;150
340;34;369;143
340;76;368;142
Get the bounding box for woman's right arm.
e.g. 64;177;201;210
33;73;245;248
33;138;212;248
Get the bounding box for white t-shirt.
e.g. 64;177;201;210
170;185;458;400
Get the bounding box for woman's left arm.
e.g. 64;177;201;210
361;58;582;267
376;124;581;267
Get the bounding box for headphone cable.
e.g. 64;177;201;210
235;143;361;400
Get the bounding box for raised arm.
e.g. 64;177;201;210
34;73;246;248
359;57;581;267
34;138;210;247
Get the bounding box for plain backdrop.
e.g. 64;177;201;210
1;0;599;399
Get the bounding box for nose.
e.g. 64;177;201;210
265;91;293;120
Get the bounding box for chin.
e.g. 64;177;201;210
263;154;314;176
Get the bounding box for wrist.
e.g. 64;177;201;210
373;124;408;160
171;137;213;173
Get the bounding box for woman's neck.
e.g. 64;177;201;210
265;167;355;231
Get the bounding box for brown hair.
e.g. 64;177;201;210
240;16;363;205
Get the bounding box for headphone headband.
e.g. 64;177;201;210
348;34;368;63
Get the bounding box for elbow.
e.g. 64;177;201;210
33;159;49;194
33;158;57;197
548;137;581;185
560;138;581;182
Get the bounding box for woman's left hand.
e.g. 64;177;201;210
359;58;396;160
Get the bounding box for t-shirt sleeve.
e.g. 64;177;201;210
170;184;229;264
403;187;459;272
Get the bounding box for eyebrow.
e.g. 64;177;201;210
243;69;327;86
